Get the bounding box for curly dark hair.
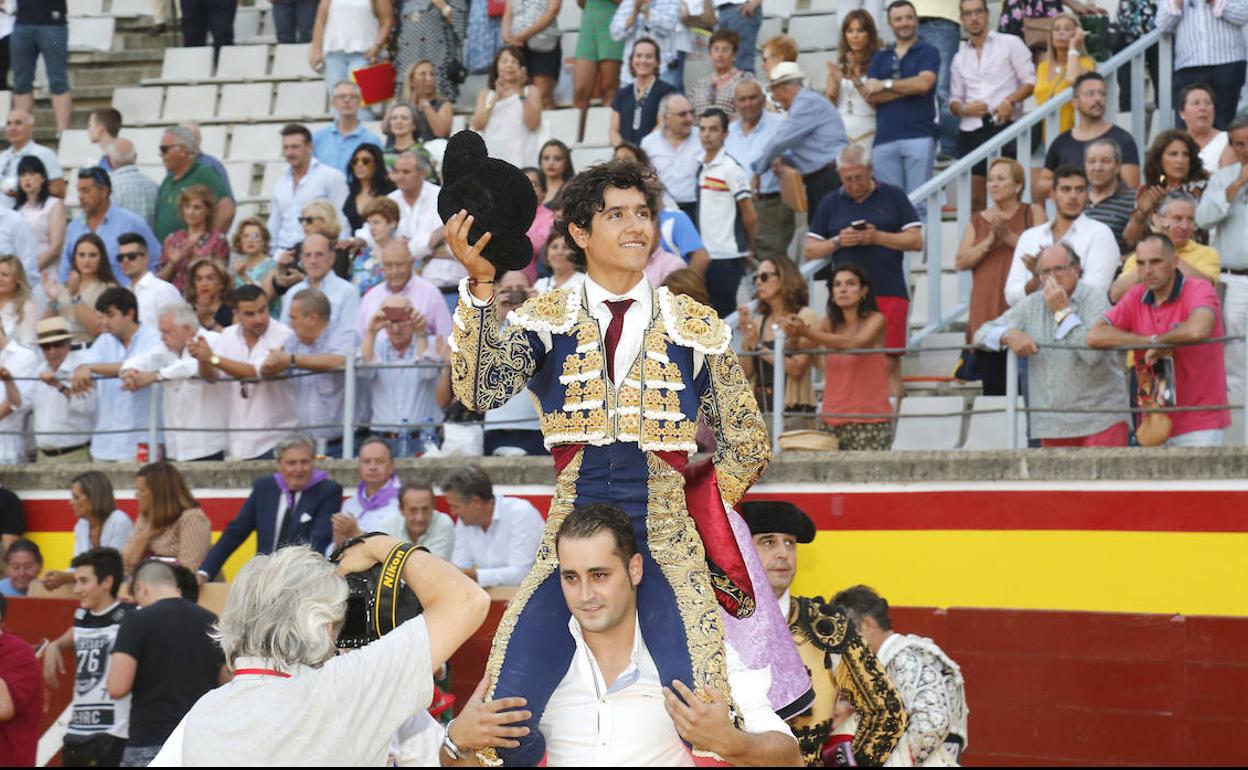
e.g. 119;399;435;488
554;160;663;268
1143;129;1208;187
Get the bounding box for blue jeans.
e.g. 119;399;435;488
180;0;236;56
918;18;959;158
1165;428;1226;448
705;257;747;318
660;50;686;92
324;50;369;93
270;0;317;44
11;24;69;95
716;3;761;73
873;136;936;220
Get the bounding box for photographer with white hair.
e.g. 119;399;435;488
150;537;490;765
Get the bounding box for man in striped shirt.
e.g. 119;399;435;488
1157;0;1248;130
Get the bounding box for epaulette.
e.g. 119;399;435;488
508;287;582;334
657;287;732;355
792;595;855;668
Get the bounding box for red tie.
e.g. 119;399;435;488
603;299;634;382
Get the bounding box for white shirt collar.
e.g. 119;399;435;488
566;612;645;693
778;589;791;618
583;273;651;314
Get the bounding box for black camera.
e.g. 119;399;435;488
329;534;425;649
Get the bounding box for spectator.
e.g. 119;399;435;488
782;264;893;449
538;139;573;206
355;235;453;341
154;126;235;241
956;157;1046;393
157;185;231;292
272;0;318;42
609;38;678;148
114;232;182;328
86;108;122;170
196;435;342;580
445;465;545;587
67;473;133;556
15;155;65;276
0;538;41;596
179;122;236;199
450;503;802;765
230;218;280;304
0;592;41;765
641;93;702;219
396;0;467;105
752;62;848;216
503;0;562;109
107;139;161;230
60;167;162;287
976;243;1128;445
382;103;421;161
269;124;350;257
1083;137;1139;256
643;233;687;286
805;145;923;399
612;140;650;166
1038;72;1140;203
71;288;163;462
1034;12;1094;138
690;29;754;119
484;271;547;457
714;0;761;74
39;547;133;768
915;0;963;161
0;319;36;464
185;257;236;332
472;46;545;168
572;0;624;140
1196;115;1248;406
611;0;690;93
360;294;443;454
1092;233;1231;446
273;198;355;295
1112;192;1219;302
697;108;756;316
737;256;819;428
0;255;36;346
1158;0;1248;131
46;234;119;346
192;285;297;460
343;143;394;234
533;231;586;293
948;0;1035;212
32;317;96;463
826;10;882;152
309;1;393;98
1124;130;1209;250
121;301;230;462
998;0;1102;41
398;481;456;561
377;150;444;266
404;60;456;140
1180;83;1235;172
835;585;969;767
278;233;360;338
107;560;224;767
759;32;798;77
351;196;400;293
267;288;354;456
522;167;555;277
121;461;213;574
0;110;64;204
1006;165;1119;306
661;266;711;304
866;1;940;219
724;80;787;262
331;438;405;551
180;0;236;58
154;537;489;766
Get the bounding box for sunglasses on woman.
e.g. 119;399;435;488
753;271;777;283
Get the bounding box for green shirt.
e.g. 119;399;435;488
154;161;232;241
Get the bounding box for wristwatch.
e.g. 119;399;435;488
442;720;465;760
210;355;221;367
831;235;842;250
1053;307;1073;325
884;78;895;91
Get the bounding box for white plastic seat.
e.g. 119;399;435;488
274;81;327;117
224;162;257;198
909;272;962;331
891;396;965;451
272;44;316;78
757;16;784;49
112;86;164;124
456;74;488;112
56;131;96;168
962;396;1027;450
161;47;215;81
68;0;106;15
582;106;612;147
163;85;219;122
68;17;115;52
215;45;271;80
229;123;285;160
545;109;579;147
571;145;613;170
792;0;836;14
197;124;229;158
450;114;466;134
796;52;829;92
233;8;262;40
903;332;965;380
790;15;837;51
218;83;274;120
110;0;151;16
137;164;167;185
123;128;169;164
260;161;287;198
0;92;11;118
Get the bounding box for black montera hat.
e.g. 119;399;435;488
436;130;537;274
738;501;816;544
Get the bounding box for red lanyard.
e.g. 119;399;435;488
233;668;291;678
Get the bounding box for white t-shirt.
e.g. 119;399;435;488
696;150;751;261
68;602;135;741
152;617;434;766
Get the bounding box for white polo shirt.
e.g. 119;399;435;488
697;150;751;261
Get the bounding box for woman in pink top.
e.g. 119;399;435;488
783;263;894;451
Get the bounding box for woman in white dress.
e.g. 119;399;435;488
0;255;37;346
470;45;544;168
14;155;65;280
824;9;881;151
1179;83;1235;172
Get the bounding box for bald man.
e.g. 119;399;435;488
0;110;65;206
361;293;442;456
108;138;161;228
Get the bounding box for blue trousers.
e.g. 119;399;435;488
919;17;960;158
270;0;317;44
716;3;761;73
181;0;236;56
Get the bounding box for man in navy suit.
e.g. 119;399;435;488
196;434;342;582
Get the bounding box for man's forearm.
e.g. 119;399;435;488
714;729;803;767
215;356;261;381
292;353;346;372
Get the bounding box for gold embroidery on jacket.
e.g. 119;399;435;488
699;348;771;506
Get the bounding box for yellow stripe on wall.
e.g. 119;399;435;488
28;533;259;583
790;530;1248;617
